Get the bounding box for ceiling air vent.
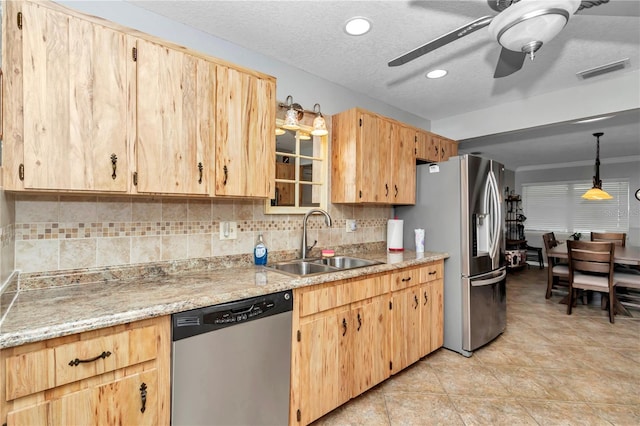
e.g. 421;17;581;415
576;58;630;80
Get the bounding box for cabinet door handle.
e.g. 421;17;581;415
111;154;117;180
414;294;419;309
139;382;147;413
401;277;412;282
198;162;203;184
223;165;228;186
385;183;389;197
357;313;362;331
394;184;398;197
424;291;429;306
342;318;347;336
68;350;111;367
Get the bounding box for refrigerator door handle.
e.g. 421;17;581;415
470;268;507;287
486;169;501;261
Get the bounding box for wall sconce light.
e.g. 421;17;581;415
282;95;303;130
311;103;329;136
299;131;311;140
581;132;613;200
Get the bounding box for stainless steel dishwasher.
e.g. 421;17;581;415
171;290;293;426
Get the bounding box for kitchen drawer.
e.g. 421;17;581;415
420;261;443;283
390;267;420;291
5;326;158;400
298;281;350;317
348;275;388;304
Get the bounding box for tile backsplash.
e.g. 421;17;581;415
13;195;390;273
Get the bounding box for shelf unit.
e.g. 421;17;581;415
505;196;527;269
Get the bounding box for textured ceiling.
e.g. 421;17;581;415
127;0;640;170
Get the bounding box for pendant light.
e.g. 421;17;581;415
581;132;613;200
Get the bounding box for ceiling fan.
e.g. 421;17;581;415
388;0;610;78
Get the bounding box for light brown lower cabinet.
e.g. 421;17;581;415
0;316;170;426
290;261;444;425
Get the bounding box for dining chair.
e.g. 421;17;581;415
614;269;640;311
567;240;616;323
590;232;626;247
542;232;569;299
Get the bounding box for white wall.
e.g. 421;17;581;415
515;160;640;246
432;70;640;140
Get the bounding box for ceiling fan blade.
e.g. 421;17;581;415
388;16;493;67
493;47;526;78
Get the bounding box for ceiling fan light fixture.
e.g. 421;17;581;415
344;17;371;36
426;69;448;79
488;0;580;58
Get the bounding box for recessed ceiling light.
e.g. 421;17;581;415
574;115;615;124
344;17;371;36
426;69;448;79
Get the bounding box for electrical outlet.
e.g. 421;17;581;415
219;221;238;240
345;219;357;233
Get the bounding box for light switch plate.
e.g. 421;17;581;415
346;219;357;233
219;221;238;240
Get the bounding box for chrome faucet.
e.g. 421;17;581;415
301;209;333;259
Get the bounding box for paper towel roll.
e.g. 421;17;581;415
387;219;404;251
414;229;425;252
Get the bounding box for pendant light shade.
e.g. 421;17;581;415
311;103;329;136
582;132;613;200
282;95;301;130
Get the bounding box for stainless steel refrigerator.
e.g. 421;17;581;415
395;154;506;357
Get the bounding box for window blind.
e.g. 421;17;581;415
522;181;629;233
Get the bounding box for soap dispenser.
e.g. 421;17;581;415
254;234;268;265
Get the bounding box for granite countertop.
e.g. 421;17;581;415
0;250;448;349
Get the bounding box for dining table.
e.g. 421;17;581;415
547;242;640;266
546;241;640;316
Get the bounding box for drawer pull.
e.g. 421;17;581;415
401;277;412;282
68;350;112;367
140;382;148;413
429;271;437;275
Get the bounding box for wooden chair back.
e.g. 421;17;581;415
590;231;626;247
567;240;615;277
567;240;616;322
542;232;558;251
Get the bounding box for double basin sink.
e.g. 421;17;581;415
265;256;383;277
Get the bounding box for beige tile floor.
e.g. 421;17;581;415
312;267;640;426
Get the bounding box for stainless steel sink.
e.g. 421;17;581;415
265;256;382;277
265;260;339;277
312;256;382;269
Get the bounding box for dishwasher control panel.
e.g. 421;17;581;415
172;290;293;341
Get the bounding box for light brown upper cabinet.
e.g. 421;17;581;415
3;1;130;192
135;39;213;195
331;108;415;204
415;130;458;163
215;65;276;198
3;0;277;200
